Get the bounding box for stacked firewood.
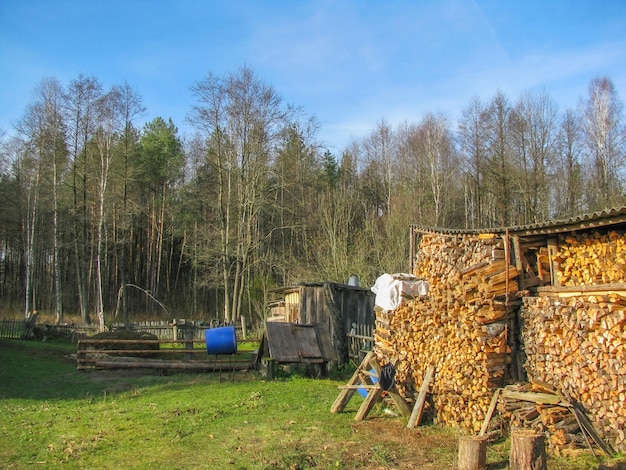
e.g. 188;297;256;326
374;232;521;433
521;293;626;451
553;230;626;285
490;384;586;453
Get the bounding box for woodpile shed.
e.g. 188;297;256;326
374;207;626;452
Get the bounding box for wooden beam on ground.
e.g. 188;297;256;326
355;388;382;421
407;366;435;428
480;388;502;436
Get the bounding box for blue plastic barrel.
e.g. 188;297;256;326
205;326;237;355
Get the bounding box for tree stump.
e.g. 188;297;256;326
509;430;546;470
458;435;488;470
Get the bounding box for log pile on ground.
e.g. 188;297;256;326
521;293;626;451
374;232;521;433
490;383;585;454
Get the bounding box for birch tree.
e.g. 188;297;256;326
581;77;625;209
93;87;124;331
15;78;67;319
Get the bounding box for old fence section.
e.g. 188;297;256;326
0;319;239;342
374;208;626;454
0;315;39;339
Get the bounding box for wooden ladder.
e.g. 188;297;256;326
330;351;411;420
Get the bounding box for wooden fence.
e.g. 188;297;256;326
0;319;241;342
0;315;39;339
0;318;30;339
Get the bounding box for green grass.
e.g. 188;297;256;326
0;339;623;469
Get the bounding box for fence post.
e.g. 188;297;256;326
240;316;247;340
184;327;194;361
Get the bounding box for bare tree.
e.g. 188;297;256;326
15;78;67;319
414;113;458;226
189;66;289;323
458;97;489;228
510;90;559;223
361;120;395;216
92;87;124;331
555;108;584;217
580;77;625;209
112;82;145;323
64;75;103;322
483;91;515;226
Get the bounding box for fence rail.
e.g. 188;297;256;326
77;338;253;372
0;319;240;341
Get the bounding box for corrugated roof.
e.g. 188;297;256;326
410;206;626;237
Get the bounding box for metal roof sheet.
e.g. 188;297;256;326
410;206;626;237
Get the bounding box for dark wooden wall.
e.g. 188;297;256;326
297;282;375;364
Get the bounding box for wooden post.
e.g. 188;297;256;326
184;328;194;361
240;316;247;340
261;357;275;380
509;430;546;470
458;435;488;470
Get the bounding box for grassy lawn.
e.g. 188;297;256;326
0;339;621;469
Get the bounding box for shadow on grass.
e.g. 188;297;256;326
0;339;234;401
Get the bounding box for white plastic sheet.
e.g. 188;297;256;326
371;273;429;311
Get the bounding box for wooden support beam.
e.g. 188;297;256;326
407;366;435;428
479;388;502;436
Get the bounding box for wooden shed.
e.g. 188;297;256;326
374;207;626;452
267;282;376;365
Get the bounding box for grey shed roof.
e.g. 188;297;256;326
410;207;626;240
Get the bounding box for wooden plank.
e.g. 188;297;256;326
500;389;570;407
407;366;435;428
84;360;250;371
572;404;615;457
355;388;382;421
294;325;323;358
386;390;412;418
479;388;502;435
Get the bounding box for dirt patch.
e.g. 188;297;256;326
342;419;459;469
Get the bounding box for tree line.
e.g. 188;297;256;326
0;66;624;328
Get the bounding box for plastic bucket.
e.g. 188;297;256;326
205;326;237;355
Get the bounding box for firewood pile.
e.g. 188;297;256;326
485;382;615;457
552;230;626;285
521;292;626;451
373;227;626;453
374;232;522;433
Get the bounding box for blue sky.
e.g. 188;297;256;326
1;0;626;152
